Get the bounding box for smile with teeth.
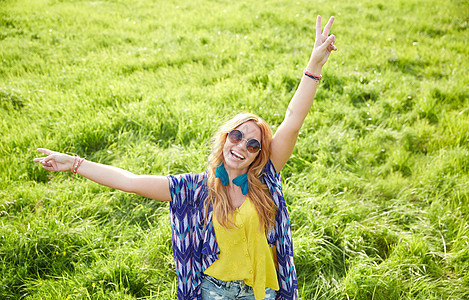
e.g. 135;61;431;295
231;150;245;160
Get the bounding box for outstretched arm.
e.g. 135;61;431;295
33;148;171;201
270;15;337;172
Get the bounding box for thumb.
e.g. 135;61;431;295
321;34;335;49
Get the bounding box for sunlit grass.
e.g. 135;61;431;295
1;0;468;298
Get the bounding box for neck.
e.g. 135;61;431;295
216;163;250;196
225;167;247;182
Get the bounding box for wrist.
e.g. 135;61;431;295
304;62;322;76
65;155;75;171
304;71;322;83
71;156;85;179
65;153;83;172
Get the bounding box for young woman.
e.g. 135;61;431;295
34;15;337;300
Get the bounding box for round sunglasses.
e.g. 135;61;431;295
227;129;262;153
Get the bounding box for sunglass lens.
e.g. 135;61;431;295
228;130;242;143
246;139;261;153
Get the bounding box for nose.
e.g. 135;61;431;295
239;138;249;145
233;138;248;152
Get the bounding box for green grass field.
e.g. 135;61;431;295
1;0;468;299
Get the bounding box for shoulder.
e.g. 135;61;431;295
262;159;278;175
262;159;281;185
167;172;208;208
167;172;207;190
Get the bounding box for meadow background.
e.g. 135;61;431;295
1;0;468;299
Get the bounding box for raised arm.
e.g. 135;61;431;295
33;148;171;201
270;15;337;172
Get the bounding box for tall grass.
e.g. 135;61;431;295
1;0;468;298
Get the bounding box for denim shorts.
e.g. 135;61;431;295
201;274;276;300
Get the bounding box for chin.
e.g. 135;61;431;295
224;159;245;170
223;155;249;172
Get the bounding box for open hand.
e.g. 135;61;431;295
308;15;337;72
33;148;74;172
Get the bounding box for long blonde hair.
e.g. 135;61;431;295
205;113;278;231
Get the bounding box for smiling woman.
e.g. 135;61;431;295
33;15;337;300
223;121;263;174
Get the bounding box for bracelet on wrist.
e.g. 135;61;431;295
304;71;322;82
68;153;85;180
73;158;85;174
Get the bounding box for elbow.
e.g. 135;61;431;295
282;122;301;136
119;175;137;193
282;117;302;134
290;126;301;136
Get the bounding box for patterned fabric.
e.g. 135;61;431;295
168;160;298;300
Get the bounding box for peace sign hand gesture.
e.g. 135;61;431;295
33;148;75;172
307;15;337;74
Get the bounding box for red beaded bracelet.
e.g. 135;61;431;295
304;71;322;82
71;156;85;179
73;158;85;174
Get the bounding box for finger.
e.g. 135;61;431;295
320;34;336;50
322;16;335;37
43;155;56;164
34;158;49;164
40;158;51;166
37;148;52;156
315;15;322;41
43;165;54;171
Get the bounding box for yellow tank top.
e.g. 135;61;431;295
204;197;279;300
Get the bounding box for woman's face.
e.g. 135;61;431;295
223;121;262;174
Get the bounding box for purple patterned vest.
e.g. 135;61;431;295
167;160;298;300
